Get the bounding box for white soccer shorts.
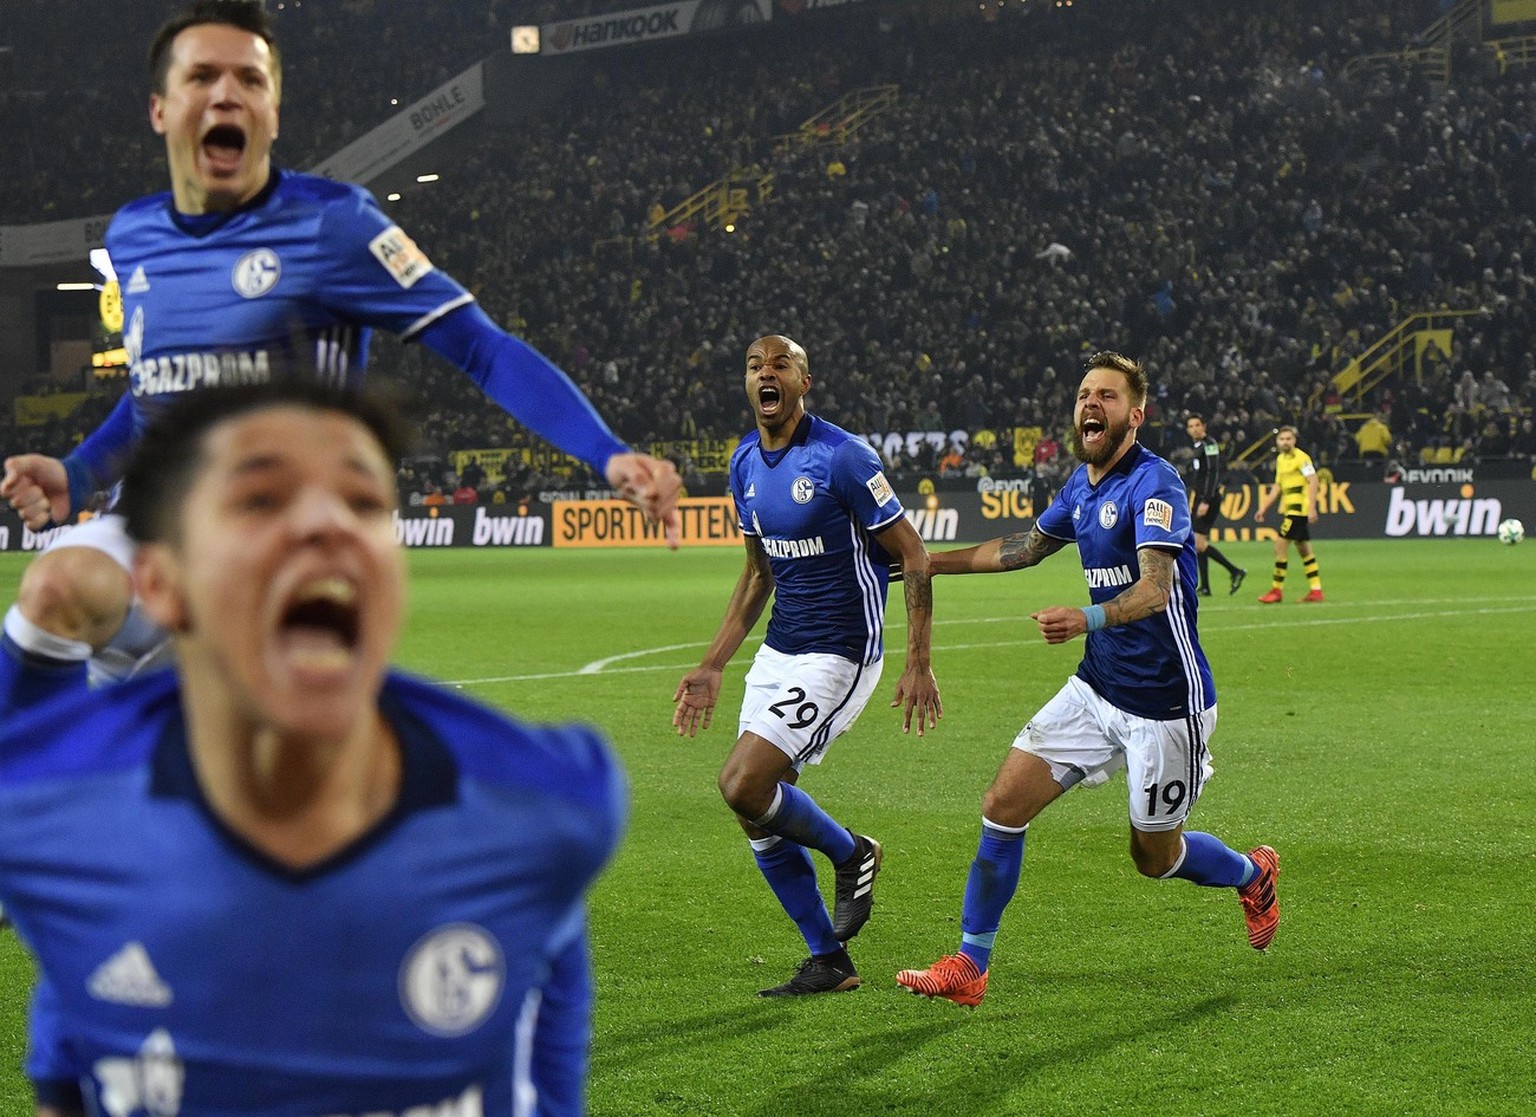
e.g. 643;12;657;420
1013;674;1217;832
43;512;170;684
739;644;884;770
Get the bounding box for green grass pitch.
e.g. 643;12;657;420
1;539;1533;1115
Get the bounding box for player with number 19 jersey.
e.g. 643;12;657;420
729;415;904;667
1035;442;1215;720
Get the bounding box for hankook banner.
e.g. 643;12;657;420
540;0;770;55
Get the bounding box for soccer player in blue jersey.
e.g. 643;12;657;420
896;352;1279;1008
0;0;680;721
0;381;626;1116
671;334;942;997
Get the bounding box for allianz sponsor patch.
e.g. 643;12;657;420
1143;497;1174;531
866;471;895;505
369;225;436;288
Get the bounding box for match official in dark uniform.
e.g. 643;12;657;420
1184;415;1245;595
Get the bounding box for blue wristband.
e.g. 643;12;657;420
1082;604;1107;632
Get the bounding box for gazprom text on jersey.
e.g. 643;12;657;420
132;350;272;396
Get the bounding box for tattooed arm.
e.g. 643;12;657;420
927;526;1069;575
1031;545;1178;644
873;516;942;735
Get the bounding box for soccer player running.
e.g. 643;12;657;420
896;352;1278;1008
1184;413;1245;596
0;382;625;1116
672;335;942;997
0;0;681;722
1253;424;1324;603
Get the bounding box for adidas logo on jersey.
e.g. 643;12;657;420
745;483;756;498
126;266;150;294
88;942;174;1007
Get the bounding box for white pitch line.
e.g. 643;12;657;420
443;601;1536;688
577;643;703;674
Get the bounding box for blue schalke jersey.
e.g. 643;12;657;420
109;169;474;438
0;670;626;1117
730;415;904;665
1036;442;1216;719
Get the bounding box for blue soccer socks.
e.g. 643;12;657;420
1163;831;1256;888
751;836;841;956
753;783;858;866
958;819;1028;973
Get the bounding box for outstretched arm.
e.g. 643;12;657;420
419;305;681;545
1032;545;1177;644
3;392;136;528
672;536;773;737
929;525;1068;575
872;517;941;735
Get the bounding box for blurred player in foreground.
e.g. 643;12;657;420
672;335;941;997
0;0;680;723
896;352;1278;1008
0;382;625;1116
1253;424;1325;602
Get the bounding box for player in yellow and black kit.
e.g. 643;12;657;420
1253;425;1324;603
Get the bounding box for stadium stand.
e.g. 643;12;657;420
3;0;1534;498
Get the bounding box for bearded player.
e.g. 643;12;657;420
896;351;1278;1007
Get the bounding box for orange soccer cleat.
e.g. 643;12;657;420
896;952;989;1006
1238;846;1281;950
1257;589;1283;604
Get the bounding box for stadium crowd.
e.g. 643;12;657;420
5;0;1536;501
0;0;517;221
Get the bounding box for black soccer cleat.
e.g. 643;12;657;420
758;952;861;997
831;833;883;942
1229;568;1247;595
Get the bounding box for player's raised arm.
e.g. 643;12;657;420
416;305;682;548
1;455;70;531
672;536;774;737
872;517;941;735
605;452;682;547
3;392;137;529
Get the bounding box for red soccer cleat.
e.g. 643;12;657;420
1257;589;1283;604
1238;846;1281;950
1298;589;1325;603
896;953;989;1006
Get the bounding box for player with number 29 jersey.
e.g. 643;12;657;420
730;415;904;667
